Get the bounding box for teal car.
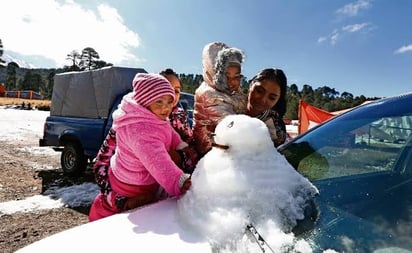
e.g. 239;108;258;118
279;92;412;253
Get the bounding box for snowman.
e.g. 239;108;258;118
177;114;319;251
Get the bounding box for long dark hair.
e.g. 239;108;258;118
159;68;179;78
249;68;287;117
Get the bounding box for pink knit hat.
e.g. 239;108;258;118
132;73;175;107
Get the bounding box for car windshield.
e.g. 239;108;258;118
279;93;412;252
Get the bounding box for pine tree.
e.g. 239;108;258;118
79;47;100;70
66;50;81;71
0;39;6;67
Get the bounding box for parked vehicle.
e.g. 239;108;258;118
179;91;194;125
39;92;125;176
39;66;194;176
279;91;412;252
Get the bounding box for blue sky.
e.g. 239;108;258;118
1;0;411;98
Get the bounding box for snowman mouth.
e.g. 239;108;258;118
211;142;229;150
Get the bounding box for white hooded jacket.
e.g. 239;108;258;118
193;42;247;156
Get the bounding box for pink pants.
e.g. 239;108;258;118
89;170;161;222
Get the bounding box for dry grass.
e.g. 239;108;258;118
0;97;51;110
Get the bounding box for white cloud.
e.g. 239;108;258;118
318;29;340;46
0;0;141;68
319;1;373;46
336;0;372;17
319;23;371;45
394;44;412;54
317;36;327;43
342;23;369;32
330;31;340;45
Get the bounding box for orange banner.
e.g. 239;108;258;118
298;100;335;134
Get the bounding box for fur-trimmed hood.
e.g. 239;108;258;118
201;42;245;94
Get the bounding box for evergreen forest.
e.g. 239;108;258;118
0;41;379;120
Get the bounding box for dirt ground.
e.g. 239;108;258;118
0;137;95;253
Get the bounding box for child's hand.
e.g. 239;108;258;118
180;177;192;194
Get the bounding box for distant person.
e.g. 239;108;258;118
89;73;191;222
246;68;288;147
160;68;198;173
193;42;247;157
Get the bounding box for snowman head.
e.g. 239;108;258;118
211;114;274;154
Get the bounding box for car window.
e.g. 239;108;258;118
296;116;412;180
179;92;194;117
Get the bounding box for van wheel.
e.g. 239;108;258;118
61;142;87;176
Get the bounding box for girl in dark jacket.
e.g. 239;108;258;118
160;68;198;173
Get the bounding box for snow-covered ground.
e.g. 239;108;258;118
0;107;99;215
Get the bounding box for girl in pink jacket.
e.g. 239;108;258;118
89;73;191;222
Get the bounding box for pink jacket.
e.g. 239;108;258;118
110;93;187;196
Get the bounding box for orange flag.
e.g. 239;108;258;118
298;100;335;134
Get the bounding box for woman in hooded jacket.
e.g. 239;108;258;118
193;42;247;157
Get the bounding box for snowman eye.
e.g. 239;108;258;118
227;121;234;128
